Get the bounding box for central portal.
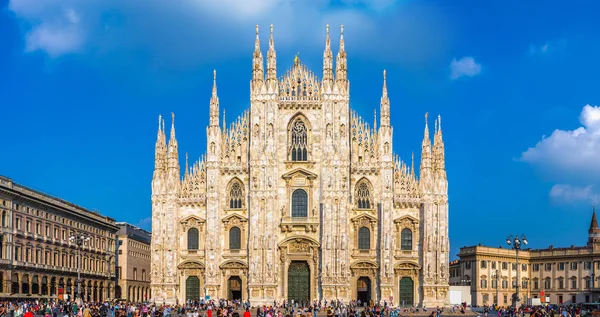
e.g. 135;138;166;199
287;261;310;304
228;276;242;300
357;276;371;304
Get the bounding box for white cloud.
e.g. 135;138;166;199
520;105;600;180
550;184;600;204
449;56;481;80
521;105;600;205
529;42;549;55
7;0;451;70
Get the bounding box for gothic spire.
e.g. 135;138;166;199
432;114;447;185
252;24;264;83
266;24;277;84
420;112;432;174
169;112;176;141
167;113;179;164
323;24;334;85
373;109;377;133
411;152;415;176
335;24;348;87
184;152;189;177
166;112;180;191
591;204;598;232
210;69;220;127
153;114;167;173
380;69;390;127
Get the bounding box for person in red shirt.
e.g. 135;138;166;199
24;308;34;317
244;309;251;317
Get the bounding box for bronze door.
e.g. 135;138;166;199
399;277;414;306
287;261;310;303
186;276;200;301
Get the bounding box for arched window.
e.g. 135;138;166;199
229;181;244;209
358;227;370;250
1;210;5;226
356;182;371;209
187;228;199;250
229;227;241;250
291;189;308;217
290;118;308;161
401;228;412;250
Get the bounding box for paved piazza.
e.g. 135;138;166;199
150;24;450;306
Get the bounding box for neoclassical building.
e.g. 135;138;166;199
0;175;119;301
454;207;600;306
150;25;449;306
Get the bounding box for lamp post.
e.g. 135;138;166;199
69;232;90;304
506;234;528;307
591;272;596;302
524;277;530;305
492;270;500;307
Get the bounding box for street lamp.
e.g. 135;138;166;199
524;277;530;305
69;232;90;304
591;272;596;302
507;234;528;307
492;270;500;307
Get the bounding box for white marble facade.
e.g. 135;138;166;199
150;24;449;307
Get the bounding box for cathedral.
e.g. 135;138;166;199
150;24;449;307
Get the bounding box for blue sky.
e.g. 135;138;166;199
2;0;600;259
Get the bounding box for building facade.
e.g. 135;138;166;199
116;222;152;302
0;175;119;301
456;208;600;306
151;25;450;306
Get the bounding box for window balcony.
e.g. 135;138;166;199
351;248;376;258
280;216;319;233
182;249;205;258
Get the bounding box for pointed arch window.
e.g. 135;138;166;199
356;182;372;209
229;227;241;250
401;228;412;250
187;228;199;250
358;227;370;250
290;118;308;161
291;189;308;217
228;181;244;209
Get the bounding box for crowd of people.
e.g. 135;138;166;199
0;298;448;317
3;298;594;317
480;304;595;317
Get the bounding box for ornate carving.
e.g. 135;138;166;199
290;241;310;253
